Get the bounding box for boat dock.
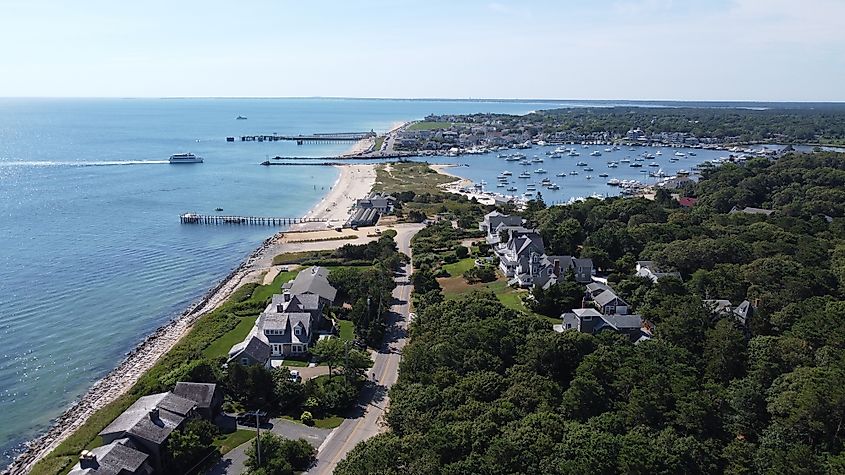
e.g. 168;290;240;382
180;213;328;226
227;131;375;144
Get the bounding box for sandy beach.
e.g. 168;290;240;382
4;164;377;475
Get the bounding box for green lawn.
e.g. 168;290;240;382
407;121;454;131
214;429;256;455
441;257;476;277
373;136;385;151
438;273;557;324
279;414;344;429
203;316;257;359
337;319;355;341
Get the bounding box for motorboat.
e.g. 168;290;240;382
576;161;588;166
556;172;567;177
501;170;512;176
590;151;602;156
629;163;643;168
535;168;548;174
607;178;621;186
549;183;560;190
569;171;579;175
598;173;609;177
584;167;594;172
518;171;531;178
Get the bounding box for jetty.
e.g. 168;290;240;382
180;213;328;226
227;131;375;144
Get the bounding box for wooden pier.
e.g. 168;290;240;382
227;131;376;144
180;213;328;226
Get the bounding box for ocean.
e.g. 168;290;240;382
0;98;559;465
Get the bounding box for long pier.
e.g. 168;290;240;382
227;131;376;144
180;213;328;226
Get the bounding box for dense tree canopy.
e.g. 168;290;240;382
337;152;845;474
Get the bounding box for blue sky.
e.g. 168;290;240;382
0;0;842;101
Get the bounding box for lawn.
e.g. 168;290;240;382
337;319;355;341
279;414;344;429
407;121;454;131
438;273;557;324
214;429;256;455
441;257;475;277
203;316;258;359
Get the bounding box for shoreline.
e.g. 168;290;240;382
4;164;377;475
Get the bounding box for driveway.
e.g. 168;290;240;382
207;418;332;475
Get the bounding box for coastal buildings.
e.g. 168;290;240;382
635;261;682;283
228;266;337;366
481;211;594;289
347;192;395;227
556;280;651;342
98;392;197;472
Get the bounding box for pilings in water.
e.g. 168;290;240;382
180;213;328;226
226;132;375;144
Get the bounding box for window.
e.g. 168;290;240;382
294;327;302;336
241;358;249;365
292;345;304;353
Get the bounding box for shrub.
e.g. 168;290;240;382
300;411;314;426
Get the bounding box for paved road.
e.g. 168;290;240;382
208;418;332;475
306;223;422;474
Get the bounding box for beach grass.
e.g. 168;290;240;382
373;162;456;196
407;121;454;131
213;429;256;455
441;257;475;277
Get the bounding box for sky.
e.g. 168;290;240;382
0;0;843;101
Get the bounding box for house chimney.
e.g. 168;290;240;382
149;408;159;421
753;298;760;308
283;290;291;303
553;259;561;277
79;450;97;468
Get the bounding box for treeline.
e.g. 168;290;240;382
438;107;845;143
335;152;845;474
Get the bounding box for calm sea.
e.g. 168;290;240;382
0;98;564;464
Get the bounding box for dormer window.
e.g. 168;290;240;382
294;327;302;336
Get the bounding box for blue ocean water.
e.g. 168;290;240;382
0;98;553;464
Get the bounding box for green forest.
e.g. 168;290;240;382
336;152;845;475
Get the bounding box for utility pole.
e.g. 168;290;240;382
255;412;261;467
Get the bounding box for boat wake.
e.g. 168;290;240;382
0;160;170;167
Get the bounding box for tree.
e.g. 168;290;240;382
164;419;219;474
310;338;345;379
704;318;747;384
245;433;315;475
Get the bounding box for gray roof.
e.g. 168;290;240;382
173;382;218;409
586;282;611;296
704;299;733;314
69;438;150;475
230;335;271;364
593;290;627;307
100;392;195;445
287;266;337;303
734;300;754;324
573;258;593;268
601;314;644;330
731;206;775;216
260;312;312;345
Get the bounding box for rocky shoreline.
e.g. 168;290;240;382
2;233;281;475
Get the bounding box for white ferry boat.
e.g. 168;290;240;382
169;153;203;164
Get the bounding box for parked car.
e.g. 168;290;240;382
289;370;302;382
237;410;269;426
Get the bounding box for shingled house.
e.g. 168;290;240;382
229;266;337;366
172;382;223;420
557;308;650;343
69;438;153;475
98;392;197;472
